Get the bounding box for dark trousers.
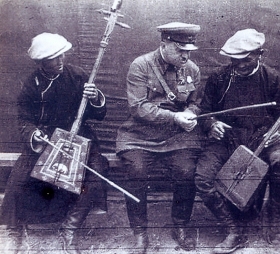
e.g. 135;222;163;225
118;149;199;230
195;141;280;226
0;151;108;227
268;146;280;203
263;145;280;234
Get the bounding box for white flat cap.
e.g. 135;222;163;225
28;32;72;60
220;29;265;59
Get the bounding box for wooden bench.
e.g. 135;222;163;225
0;152;124;192
0;152;176;195
0;152;121;168
0;151;209;206
0;97;192;197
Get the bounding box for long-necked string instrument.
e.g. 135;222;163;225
31;0;137;201
187;101;278;211
38;135;140;202
189;101;277;211
214;108;280;211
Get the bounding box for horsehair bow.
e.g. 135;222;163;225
190;102;276;120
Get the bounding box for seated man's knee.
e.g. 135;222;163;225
123;159;147;179
119;151;150;190
172;166;195;182
89;153;109;173
195;173;215;195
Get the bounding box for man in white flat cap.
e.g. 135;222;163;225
195;28;280;253
116;22;204;253
0;33;108;254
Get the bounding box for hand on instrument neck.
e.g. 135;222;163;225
264;130;280;148
83;83;99;103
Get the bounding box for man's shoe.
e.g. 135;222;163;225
60;229;81;254
172;226;196;251
130;230;149;254
213;233;248;254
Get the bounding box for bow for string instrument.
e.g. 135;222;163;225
31;0;137;202
202;102;278;211
188;101;277;211
189;102;277;120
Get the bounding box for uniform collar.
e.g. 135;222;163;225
155;48;172;74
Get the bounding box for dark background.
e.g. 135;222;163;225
1;0;280;153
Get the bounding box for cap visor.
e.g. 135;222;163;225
175;43;198;51
219;49;250;59
47;42;72;59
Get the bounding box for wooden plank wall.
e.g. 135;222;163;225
76;2;130;152
1;0;280;155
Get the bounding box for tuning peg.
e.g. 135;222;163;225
116;21;131;29
103;17;130;29
111;0;122;12
98;9;125;18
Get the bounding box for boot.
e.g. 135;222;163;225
203;192;245;254
264;169;280;244
60;228;80;254
60;205;91;254
213;229;248;254
130;227;149;254
171;218;195;251
4;226;23;254
125;185;149;254
171;183;196;251
263;198;280;244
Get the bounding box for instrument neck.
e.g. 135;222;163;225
70;96;88;137
254;117;280;156
69;0;123;139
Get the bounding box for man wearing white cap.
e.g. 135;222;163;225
195;29;280;253
116;22;203;253
0;33;108;254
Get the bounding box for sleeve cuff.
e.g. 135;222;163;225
187;104;201;115
30;129;45;153
89;89;106;108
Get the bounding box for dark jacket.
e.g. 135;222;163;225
200;63;280;151
0;64;107;226
18;64;106;149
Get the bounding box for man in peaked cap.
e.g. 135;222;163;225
158;22;200;51
0;32;108;254
195;28;280;253
116;22;203;253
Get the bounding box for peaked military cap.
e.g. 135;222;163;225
157;22;201;50
220;28;265;59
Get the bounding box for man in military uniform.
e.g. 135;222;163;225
195;29;280;253
116;22;204;253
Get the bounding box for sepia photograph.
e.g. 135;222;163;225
1;0;280;253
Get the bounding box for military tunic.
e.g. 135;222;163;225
116;48;204;154
116;47;204;229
